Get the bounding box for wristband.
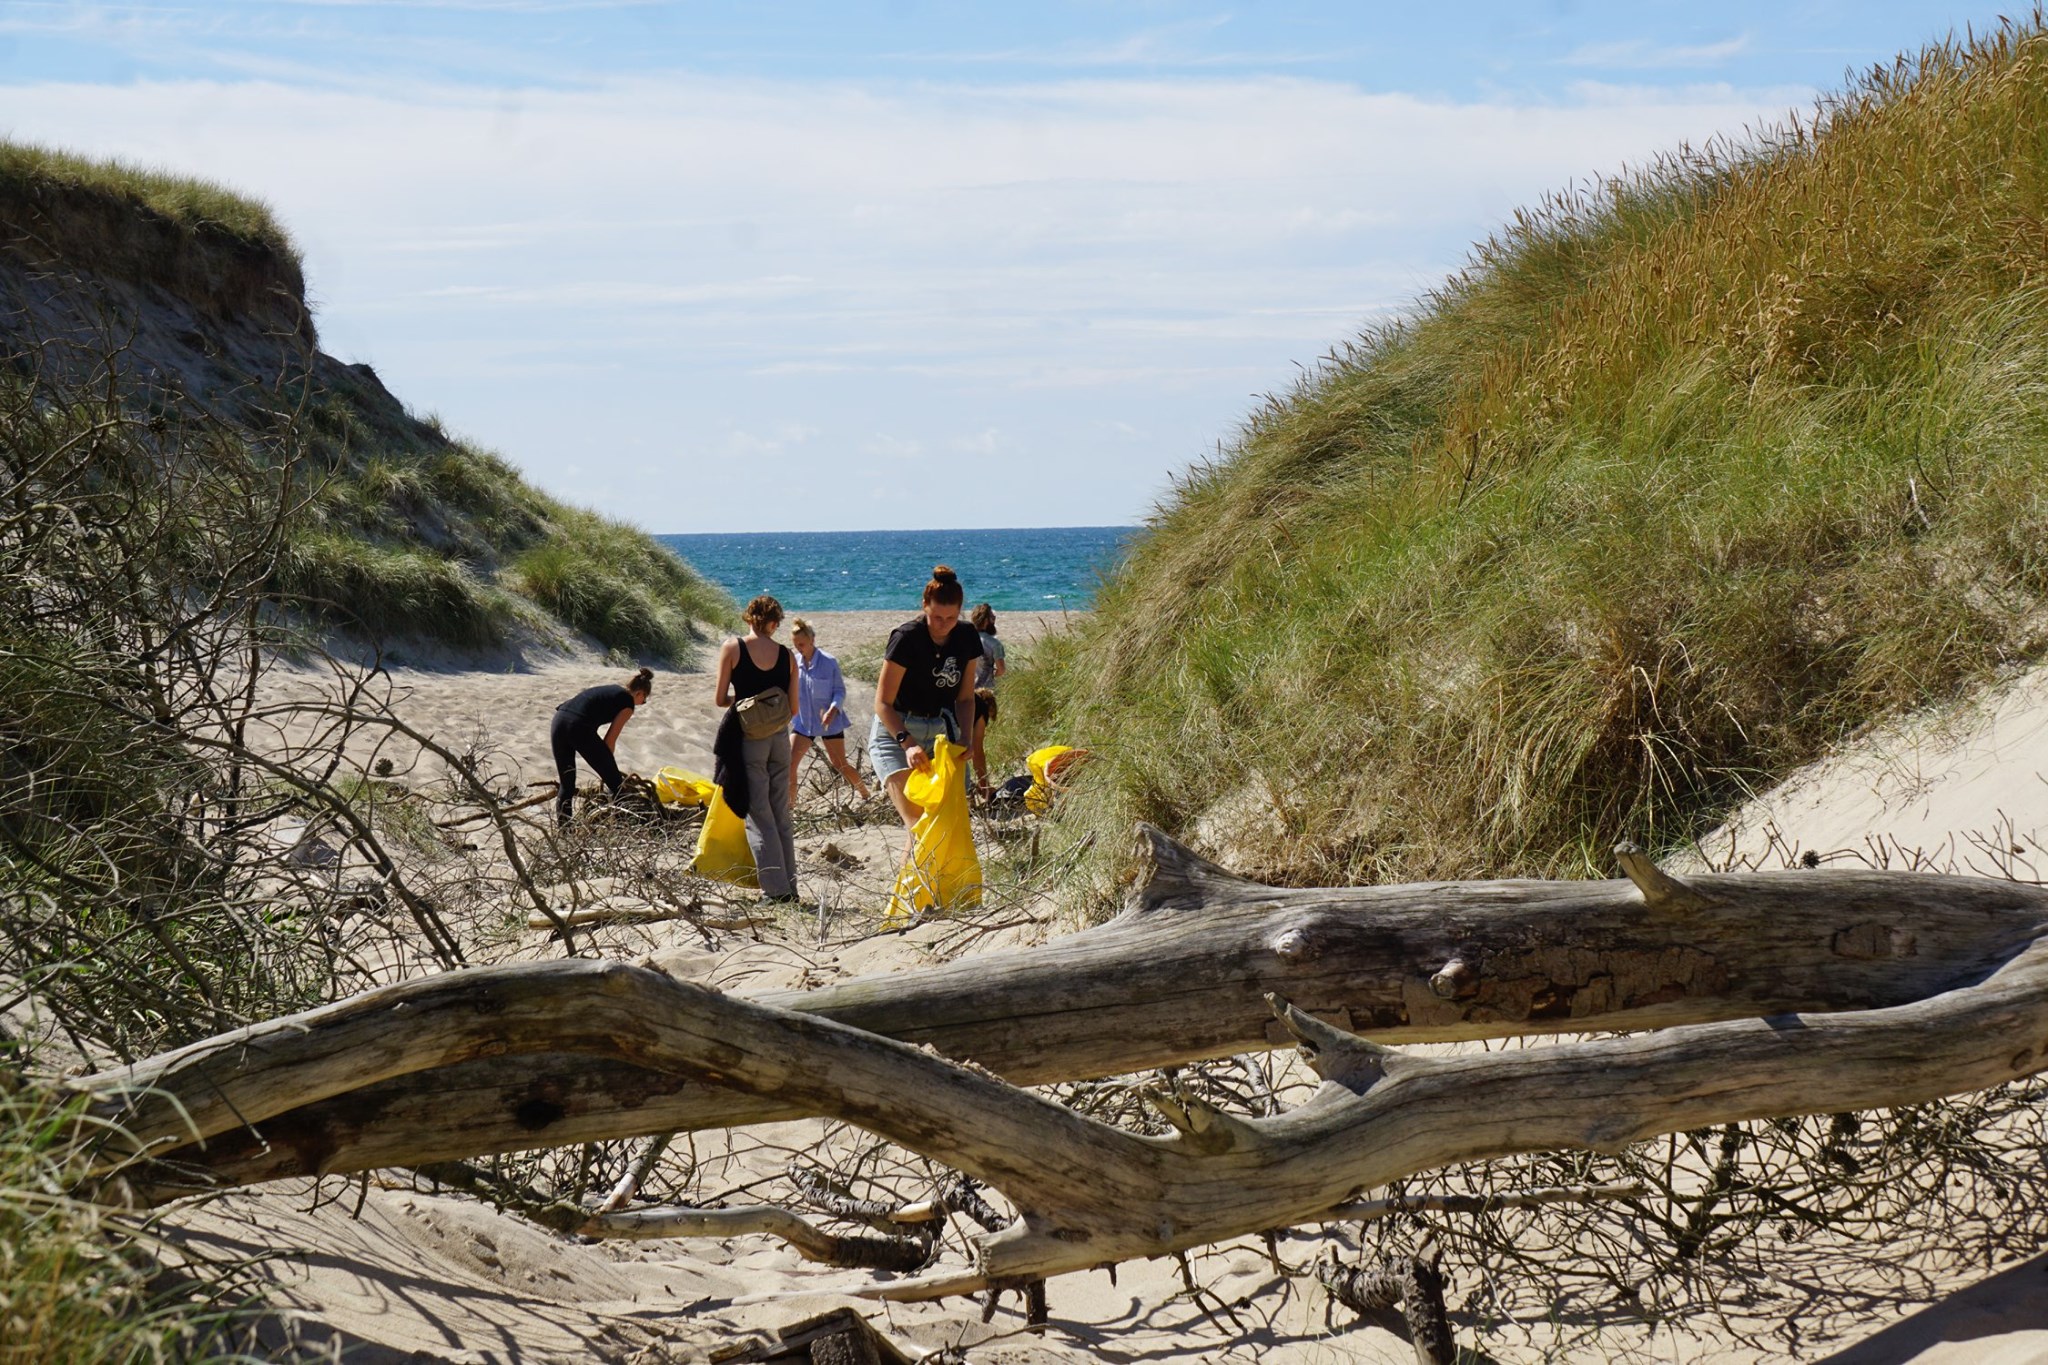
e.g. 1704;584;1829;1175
894;729;912;746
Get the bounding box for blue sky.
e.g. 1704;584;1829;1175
0;2;2019;531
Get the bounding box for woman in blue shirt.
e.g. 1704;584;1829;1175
788;617;873;807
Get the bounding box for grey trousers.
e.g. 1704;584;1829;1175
742;730;797;898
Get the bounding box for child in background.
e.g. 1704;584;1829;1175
971;602;1007;689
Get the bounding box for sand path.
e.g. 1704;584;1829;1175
160;627;2048;1363
279;609;1073;798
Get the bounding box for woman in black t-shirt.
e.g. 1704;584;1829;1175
870;565;982;863
550;666;651;827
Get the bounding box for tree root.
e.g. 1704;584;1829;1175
1318;1241;1453;1365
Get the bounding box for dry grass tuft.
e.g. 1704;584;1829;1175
0;139;297;263
1010;14;2048;897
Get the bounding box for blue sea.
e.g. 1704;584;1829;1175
656;526;1136;613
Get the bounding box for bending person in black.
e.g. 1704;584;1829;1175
550;666;651;827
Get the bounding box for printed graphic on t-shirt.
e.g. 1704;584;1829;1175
934;656;962;693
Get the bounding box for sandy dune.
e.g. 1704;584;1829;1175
160;625;2048;1363
1687;661;2048;881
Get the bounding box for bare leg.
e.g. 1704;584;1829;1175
884;769;918;864
823;735;872;800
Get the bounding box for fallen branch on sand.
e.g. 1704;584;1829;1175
582;1204;931;1271
65;826;2048;1304
1318;1240;1454;1365
122;823;2048;1191
522;905;773;931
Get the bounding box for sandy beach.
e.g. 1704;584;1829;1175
154;624;2048;1364
316;609;1075;795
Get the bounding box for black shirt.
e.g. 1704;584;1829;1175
731;638;791;701
556;684;635;731
883;617;983;717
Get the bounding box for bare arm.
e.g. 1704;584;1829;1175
713;640;738;708
953;668;977;757
603;707;633;753
874;660;907;733
876;660;930;773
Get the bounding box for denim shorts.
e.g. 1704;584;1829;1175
868;712;951;782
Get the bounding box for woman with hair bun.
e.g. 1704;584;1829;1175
715;594;801;902
550;666;652;827
871;565;983;856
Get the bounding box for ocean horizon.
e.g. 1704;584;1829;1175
656;525;1137;614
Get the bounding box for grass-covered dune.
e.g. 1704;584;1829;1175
0;141;732;664
0;147;728;1351
1012;22;2048;894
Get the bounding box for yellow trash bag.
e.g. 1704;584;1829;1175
1024;744;1088;815
689;784;757;887
886;736;981;924
653;766;714;807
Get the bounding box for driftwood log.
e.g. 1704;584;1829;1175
112;825;2048;1192
72;826;2048;1292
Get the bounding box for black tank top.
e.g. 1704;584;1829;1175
732;638;790;701
556;684;634;732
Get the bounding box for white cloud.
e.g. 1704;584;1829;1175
413;276;815;306
0;73;1808;221
0;70;1819;528
721;423;819;459
899;16;1336;71
861;434;925;461
1562;35;1754;70
1565;78;1811;111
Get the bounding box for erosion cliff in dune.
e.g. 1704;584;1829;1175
0;144;730;663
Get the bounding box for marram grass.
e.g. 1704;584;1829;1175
278;532;513;650
0;1097;252;1365
0;141;731;664
515;506;734;662
0;139;296;264
289;440;733;663
1008;17;2048;901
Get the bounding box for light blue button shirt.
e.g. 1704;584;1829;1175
795;648;849;737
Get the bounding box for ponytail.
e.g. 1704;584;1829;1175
627;666;654;699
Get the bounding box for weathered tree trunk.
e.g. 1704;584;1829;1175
70;831;2048;1287
70;850;2048;1292
120;826;2048;1193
